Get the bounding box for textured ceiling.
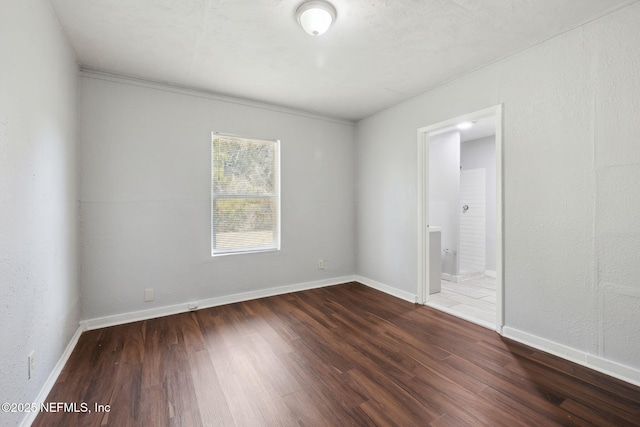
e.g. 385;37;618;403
50;0;635;121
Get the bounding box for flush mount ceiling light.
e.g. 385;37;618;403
456;121;475;130
296;0;337;36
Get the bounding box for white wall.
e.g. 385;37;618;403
461;135;496;271
428;131;460;275
79;73;356;321
356;3;640;375
0;0;79;425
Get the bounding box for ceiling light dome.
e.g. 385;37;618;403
296;1;337;36
457;121;475;130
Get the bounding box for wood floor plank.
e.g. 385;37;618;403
188;350;234;426
280;389;335;427
441;353;577;425
345;368;437;426
141;320;165;389
281;341;367;411
240;298;295;355
402;375;497;427
240;333;302;397
103;322;145;427
34;282;640;426
163;340;203;427
504;358;640;424
560;397;638;427
138;385;169;427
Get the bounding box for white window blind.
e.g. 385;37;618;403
211;134;280;255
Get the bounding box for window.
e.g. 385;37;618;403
211;133;280;255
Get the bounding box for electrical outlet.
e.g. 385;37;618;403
144;288;154;302
28;351;34;379
318;259;324;270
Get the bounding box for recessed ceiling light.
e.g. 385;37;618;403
457;121;475;130
296;1;337;37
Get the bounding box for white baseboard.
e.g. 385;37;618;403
81;275;357;330
441;273;462;283
355;275;418;303
444;271;495;282
20;326;84;427
502;327;640;388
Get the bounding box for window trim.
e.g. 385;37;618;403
211;132;281;257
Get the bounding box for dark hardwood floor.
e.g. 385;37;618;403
33;282;640;426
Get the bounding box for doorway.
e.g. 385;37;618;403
417;105;504;332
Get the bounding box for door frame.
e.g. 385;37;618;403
417;104;504;333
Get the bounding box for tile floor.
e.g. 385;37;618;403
427;275;496;329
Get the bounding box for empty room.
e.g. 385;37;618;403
2;0;640;426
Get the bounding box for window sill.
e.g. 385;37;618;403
211;247;280;257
